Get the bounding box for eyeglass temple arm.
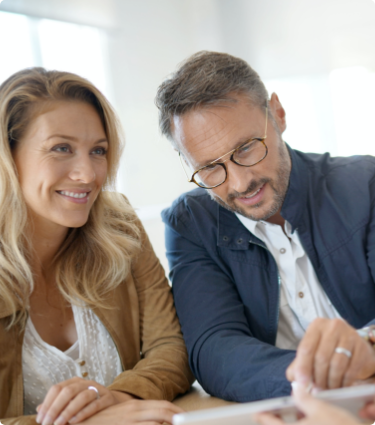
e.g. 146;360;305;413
179;152;194;182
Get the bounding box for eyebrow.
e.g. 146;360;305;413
45;134;108;144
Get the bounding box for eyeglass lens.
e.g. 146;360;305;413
195;139;266;188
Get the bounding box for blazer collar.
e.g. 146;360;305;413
217;205;266;249
280;145;309;233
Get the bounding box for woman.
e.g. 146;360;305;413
0;67;193;425
254;385;375;425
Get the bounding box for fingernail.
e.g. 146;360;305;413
36;412;44;424
291;381;299;391
42;415;53;425
54;416;65;425
68;416;77;424
311;387;322;395
291;381;308;391
292;380;311;394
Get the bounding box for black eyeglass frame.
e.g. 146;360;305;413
179;107;269;189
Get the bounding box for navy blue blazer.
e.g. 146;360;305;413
162;147;375;402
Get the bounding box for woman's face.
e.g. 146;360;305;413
13;101;108;232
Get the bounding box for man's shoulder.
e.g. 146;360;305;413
297;150;375;180
161;188;219;228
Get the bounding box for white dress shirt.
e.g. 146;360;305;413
236;214;341;350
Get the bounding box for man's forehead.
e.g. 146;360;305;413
171;102;263;167
173;107;233;143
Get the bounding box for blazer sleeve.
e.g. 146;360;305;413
108;222;194;401
162;209;295;402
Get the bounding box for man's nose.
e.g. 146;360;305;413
225;160;252;194
68;156;96;183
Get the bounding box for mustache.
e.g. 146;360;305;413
227;178;270;202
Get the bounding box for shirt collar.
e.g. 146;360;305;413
235;213;294;236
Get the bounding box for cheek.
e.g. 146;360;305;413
209;186;227;201
96;161;108;186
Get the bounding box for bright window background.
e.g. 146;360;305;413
37;19;109;97
330;67;375;157
0;11;110;99
0;12;34;84
265;67;375;158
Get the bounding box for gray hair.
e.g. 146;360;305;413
155;51;269;146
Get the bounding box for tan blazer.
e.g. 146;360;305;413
0;224;194;424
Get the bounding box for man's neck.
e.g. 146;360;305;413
265;211;285;228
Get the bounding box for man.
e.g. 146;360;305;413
155;51;375;402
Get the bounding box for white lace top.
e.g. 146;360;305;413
22;305;123;415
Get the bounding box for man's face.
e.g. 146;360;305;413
172;93;291;222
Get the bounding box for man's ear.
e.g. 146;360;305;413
269;92;287;134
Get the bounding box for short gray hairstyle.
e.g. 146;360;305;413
155;51;269;146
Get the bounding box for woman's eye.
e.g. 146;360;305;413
92;147;107;155
53;145;70;153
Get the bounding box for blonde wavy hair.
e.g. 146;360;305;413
0;67;141;328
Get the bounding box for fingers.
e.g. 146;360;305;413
342;339;375;387
326;344;353;389
312;328;339;389
290;318;367;390
253;413;285;425
314;326;355;389
124;400;183;425
36;378;110;425
290;318;323;386
359;402;375;421
55;388;112;425
285;359;296;382
292;385;323;416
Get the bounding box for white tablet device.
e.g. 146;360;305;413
173;384;375;425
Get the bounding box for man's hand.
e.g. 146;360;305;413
286;318;375;389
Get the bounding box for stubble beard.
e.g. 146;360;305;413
209;141;291;222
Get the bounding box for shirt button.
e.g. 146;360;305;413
298;291;304;298
79;360;86;366
82;372;89;378
280;248;286;254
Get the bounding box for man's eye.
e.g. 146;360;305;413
238;142;253;154
205;163;221;171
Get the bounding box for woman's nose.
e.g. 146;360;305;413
68;156;96;183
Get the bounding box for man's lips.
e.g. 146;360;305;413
235;183;266;206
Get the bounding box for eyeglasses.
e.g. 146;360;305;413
179;108;268;189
